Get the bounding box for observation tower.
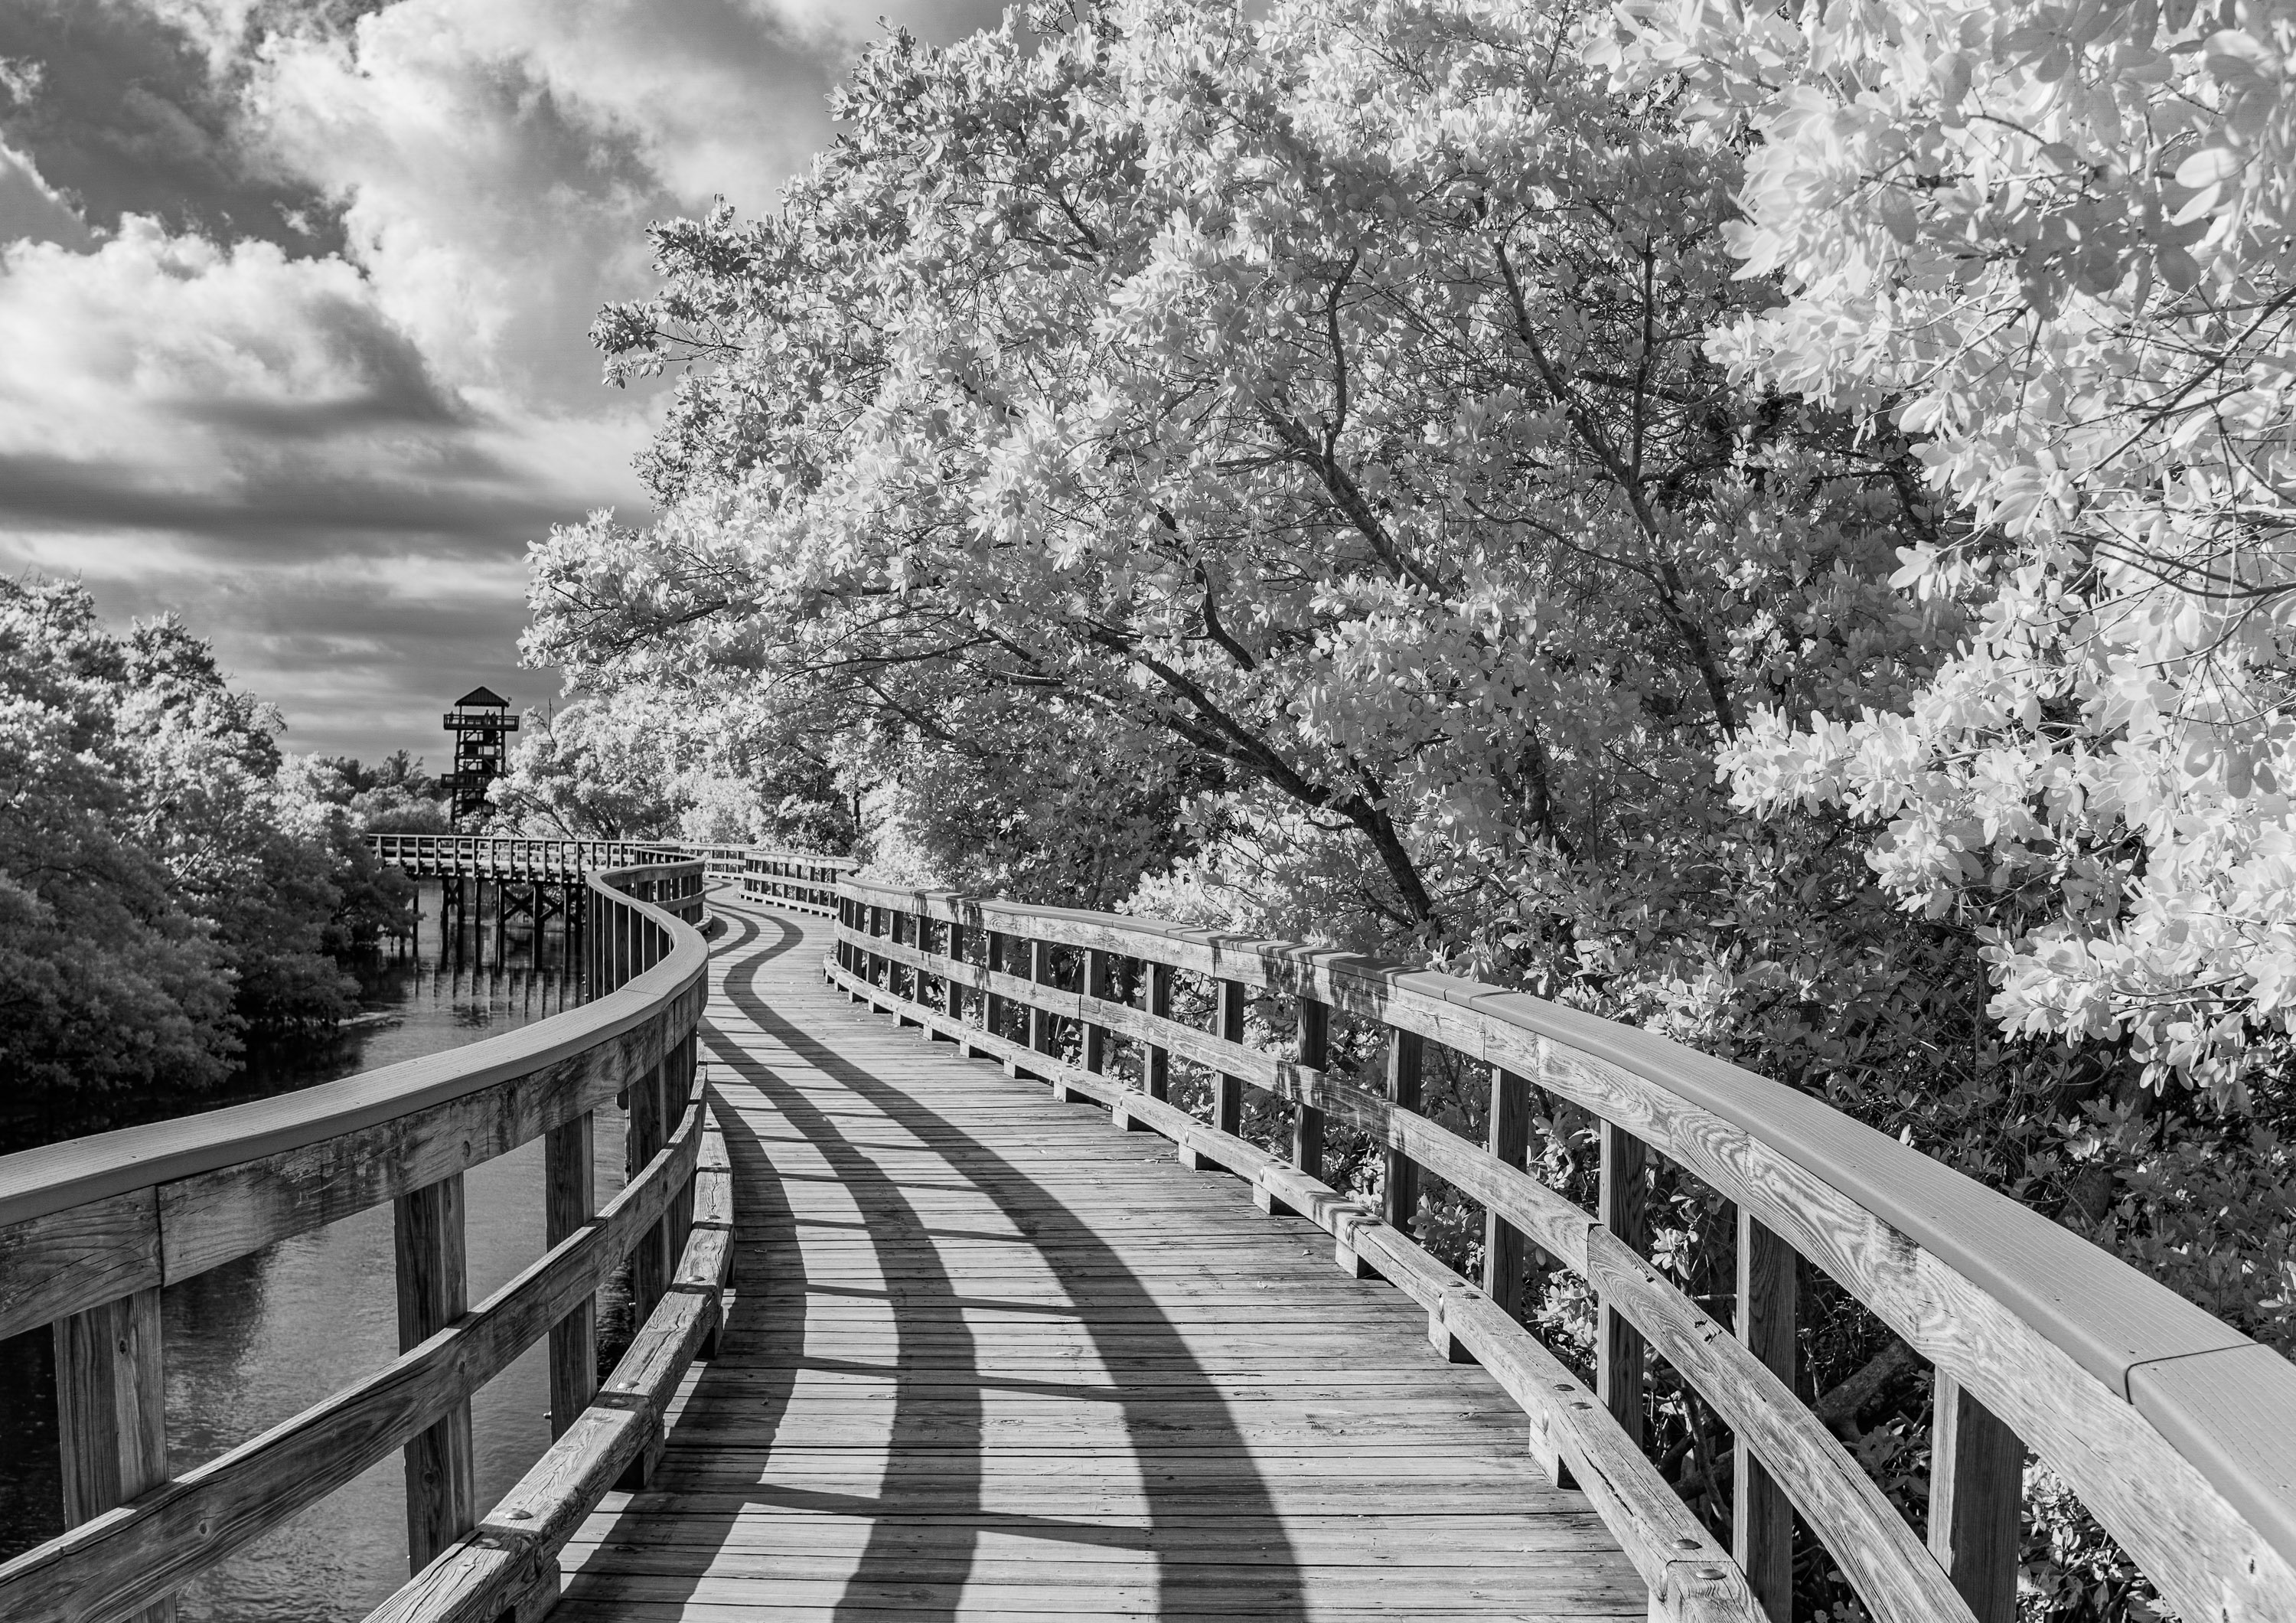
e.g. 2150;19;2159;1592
444;684;517;827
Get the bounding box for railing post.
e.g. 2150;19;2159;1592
1597;1120;1649;1446
891;913;915;1024
1083;948;1110;1076
1028;936;1057;1071
1293;988;1327;1180
628;1059;669;1327
1213;978;1247;1141
1930;1373;2024;1623
947;920;970;1029
396;1174;475;1570
1179;975;1247;1172
1145;962;1173;1102
546;1112;598;1440
986;931;1010;1040
55;1287;174;1623
1384;1029;1422;1231
1484;1067;1533;1319
1735;1210;1797;1622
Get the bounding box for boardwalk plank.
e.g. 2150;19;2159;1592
559;900;1644;1621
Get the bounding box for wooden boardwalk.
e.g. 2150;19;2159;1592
554;897;1645;1621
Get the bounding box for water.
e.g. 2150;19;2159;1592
0;882;633;1621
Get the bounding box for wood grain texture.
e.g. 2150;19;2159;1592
396;1174;475;1571
1930;1373;2021;1623
0;1192;161;1344
1733;1211;1795;1623
55;1285;173;1623
155;1009;681;1286
0;1106;704;1623
547;1112;598;1439
364;1102;734;1623
1597;1124;1648;1449
1586;1228;1975;1623
1485;1066;1531;1321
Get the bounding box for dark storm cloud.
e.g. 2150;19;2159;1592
0;0;1019;762
0;448;582;547
0;0;345;254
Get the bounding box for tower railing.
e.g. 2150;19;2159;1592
823;875;2296;1623
0;857;729;1623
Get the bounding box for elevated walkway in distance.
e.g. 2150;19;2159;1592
555;897;1644;1621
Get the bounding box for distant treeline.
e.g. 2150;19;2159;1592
0;579;450;1140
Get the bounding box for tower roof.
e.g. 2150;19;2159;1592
454;684;510;708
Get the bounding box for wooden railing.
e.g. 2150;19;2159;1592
734;847;857;916
0;857;732;1623
367;834;696;890
676;844;751;877
827;877;2296;1623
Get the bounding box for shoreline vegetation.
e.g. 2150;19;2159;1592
0;578;452;1154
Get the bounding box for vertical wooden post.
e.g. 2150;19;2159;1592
546;1112;598;1440
1145;962;1173;1102
1930;1373;2024;1623
948;921;970;1027
396;1174;475;1571
1734;1210;1797;1622
669;1034;698;1255
56;1286;174;1622
627;1061;669;1324
1214;978;1245;1138
986;930;1010;1041
1084;948;1110;1075
1484;1066;1532;1319
1384;1029;1423;1232
1597;1120;1648;1447
1029;937;1057;1069
1293;990;1327;1179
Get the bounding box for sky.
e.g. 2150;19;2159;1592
0;0;1007;763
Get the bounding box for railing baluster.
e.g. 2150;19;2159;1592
628;1059;669;1331
1384;1028;1422;1232
1735;1210;1797;1621
1029;936;1056;1072
947;919;970;1029
1930;1372;2024;1623
396;1174;475;1570
1084;948;1110;1076
546;1112;598;1440
986;929;1010;1038
1215;978;1245;1136
1597;1120;1649;1447
1145;961;1173;1102
1484;1066;1531;1319
55;1286;174;1623
1293;988;1327;1180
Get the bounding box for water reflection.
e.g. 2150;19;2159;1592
0;879;628;1623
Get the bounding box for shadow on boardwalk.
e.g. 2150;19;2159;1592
558;905;1313;1621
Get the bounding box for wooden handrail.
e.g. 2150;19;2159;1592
360;1100;738;1623
827;875;2296;1623
0;857;715;1623
717;845;859;918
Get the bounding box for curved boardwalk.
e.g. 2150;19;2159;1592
553;896;1643;1621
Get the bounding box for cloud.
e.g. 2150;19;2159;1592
0;135;90;247
0;0;1011;763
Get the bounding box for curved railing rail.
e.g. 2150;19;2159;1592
733;847;857;916
0;856;724;1623
825;877;2296;1623
365;834;696;888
